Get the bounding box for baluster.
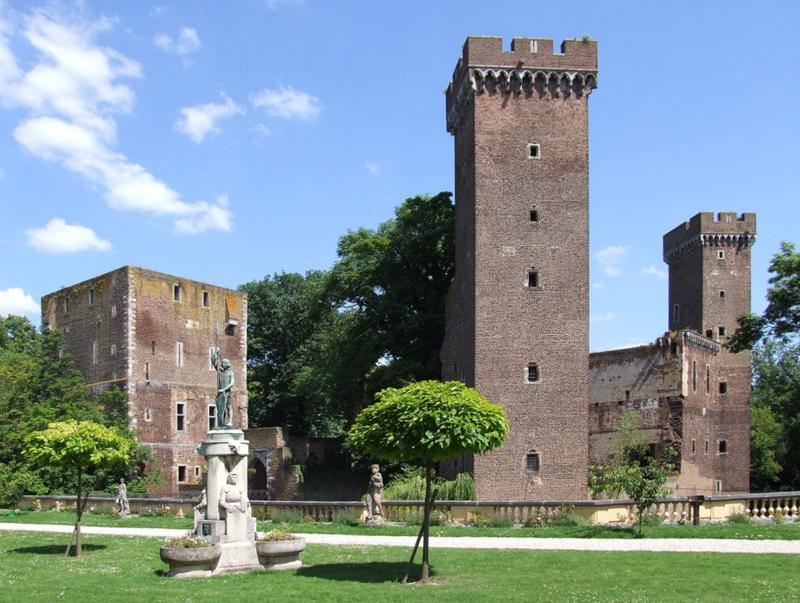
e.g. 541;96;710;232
791;497;798;518
768;499;776;518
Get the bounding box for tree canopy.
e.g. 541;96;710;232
242;193;454;436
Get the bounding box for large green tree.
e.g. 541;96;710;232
243;193;455;436
346;380;508;582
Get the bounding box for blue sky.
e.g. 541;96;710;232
0;0;797;352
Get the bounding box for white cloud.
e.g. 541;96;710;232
26;218;111;254
175;95;242;143
252;123;271;136
641;265;667;280
590;312;616;323
592;282;605;290
0;10;231;234
154;27;200;56
0;287;39;317
594;245;628;277
252;86;321;121
364;161;379;174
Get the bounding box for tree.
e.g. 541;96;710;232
589;411;675;536
728;241;800;352
346;380;508;582
26;420;132;556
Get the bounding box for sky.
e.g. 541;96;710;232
0;0;797;352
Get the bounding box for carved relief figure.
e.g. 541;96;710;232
220;473;248;515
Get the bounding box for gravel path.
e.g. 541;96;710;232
2;522;799;554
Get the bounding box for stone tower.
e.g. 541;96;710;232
441;36;598;500
663;212;756;492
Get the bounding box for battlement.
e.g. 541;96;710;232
663;212;757;262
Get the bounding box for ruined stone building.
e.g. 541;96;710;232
42;266;248;496
440;36;755;499
589;213;756;495
440;36;598;500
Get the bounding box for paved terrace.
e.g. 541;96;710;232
2;522;799;554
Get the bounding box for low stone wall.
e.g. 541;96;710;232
18;492;800;525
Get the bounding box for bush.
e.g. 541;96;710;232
140;506;169;517
164;535;211;549
259;526;298;541
0;464;46;508
269;509;304;524
728;513;750;525
406;509;448;526
332;510;362;526
383;467;476;501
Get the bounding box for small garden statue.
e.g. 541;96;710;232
194;488;207;524
115;477;130;517
366;464;385;525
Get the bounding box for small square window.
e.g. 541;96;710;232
718;326;726;337
718;440;728;454
719;290;726;299
529;209;539;222
719;381;728;395
527;270;539;288
705;329;713;338
178;465;187;483
528;143;541;159
173;284;182;302
202;291;210;307
526;363;539;383
717;250;725;260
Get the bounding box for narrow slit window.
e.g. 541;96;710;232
111;304;117;318
691;439;696;455
526;363;540;383
528;143;541;159
692;360;697;391
110;344;116;357
717;250;725;260
63;297;70;313
194;466;201;478
176;403;185;431
527;270;539;288
719;290;726;299
88;288;94;305
173;284;182;302
706;365;711;394
152;341;156;355
705;440;709;455
208;405;216;431
176;342;184;367
91;341;98;366
718;440;728;455
529;208;539;223
673;303;680;325
144;408;152;422
202;291;210;307
716;480;723;492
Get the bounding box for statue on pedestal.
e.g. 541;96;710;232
366;465;385;525
211;347;234;428
115;478;130;517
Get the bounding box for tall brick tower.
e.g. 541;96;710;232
441;36;598;500
663;212;756;492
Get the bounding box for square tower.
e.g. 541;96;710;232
441;36;598;500
663;213;756;492
42;266;248;496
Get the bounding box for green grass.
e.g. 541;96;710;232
0;531;798;601
4;510;800;540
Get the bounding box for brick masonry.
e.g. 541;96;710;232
42;266;248;497
442;37;598;500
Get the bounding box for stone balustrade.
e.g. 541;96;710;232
17;492;800;525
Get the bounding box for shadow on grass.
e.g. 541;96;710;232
10;544;107;555
297;562;434;583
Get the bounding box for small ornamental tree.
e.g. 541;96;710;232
346;380;508;582
26;420;132;556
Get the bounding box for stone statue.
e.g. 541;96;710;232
115;478;130;517
194;488;207;524
368;464;384;517
219;473;248;515
211;347;234;428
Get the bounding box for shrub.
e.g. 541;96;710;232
332;510;362;526
270;509;304;524
0;464;46;508
140;506;169;517
726;512;751;524
259;526;297;541
384;467;475;501
406;509;449;526
164;535;211;549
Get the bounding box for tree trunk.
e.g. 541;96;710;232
421;463;432;581
75;467;83;557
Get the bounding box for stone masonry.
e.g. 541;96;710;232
441;36;598;500
42;266;247;496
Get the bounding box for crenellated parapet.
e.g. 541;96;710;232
445;36;598;135
682;330;721;355
663;212;757;264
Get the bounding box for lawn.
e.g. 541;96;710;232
5;510;800;540
0;531;798;602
